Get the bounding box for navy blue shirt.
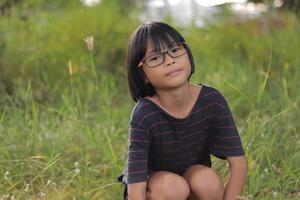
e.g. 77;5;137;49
118;83;245;185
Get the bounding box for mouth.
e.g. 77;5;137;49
166;69;182;76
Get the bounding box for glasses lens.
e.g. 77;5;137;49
168;43;186;57
145;53;164;67
143;43;187;68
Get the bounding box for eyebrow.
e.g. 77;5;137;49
144;49;160;57
145;42;177;57
147;42;177;55
148;46;163;53
148;49;157;54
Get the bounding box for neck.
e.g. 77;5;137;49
154;83;192;112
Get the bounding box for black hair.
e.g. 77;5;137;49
126;21;195;102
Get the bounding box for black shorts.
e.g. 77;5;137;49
122;184;128;200
117;174;128;200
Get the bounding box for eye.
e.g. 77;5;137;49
170;46;180;53
149;54;160;61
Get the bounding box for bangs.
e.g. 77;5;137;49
147;24;184;52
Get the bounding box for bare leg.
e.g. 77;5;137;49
146;171;190;200
183;164;225;200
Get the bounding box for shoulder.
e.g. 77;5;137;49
201;84;227;104
129;98;157;126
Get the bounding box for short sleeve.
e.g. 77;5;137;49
210;90;245;160
125;120;151;184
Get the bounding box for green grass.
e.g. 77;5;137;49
0;2;299;199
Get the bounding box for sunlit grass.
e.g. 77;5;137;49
0;3;299;199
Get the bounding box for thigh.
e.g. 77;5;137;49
146;171;190;200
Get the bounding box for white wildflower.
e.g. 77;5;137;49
24;182;29;192
74;168;80;175
46;179;52;187
74;162;80;169
4;171;9;181
264;168;269;173
40;192;46;198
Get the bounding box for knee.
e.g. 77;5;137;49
191;167;223;189
162;173;190;199
147;171;190;200
187;167;224;199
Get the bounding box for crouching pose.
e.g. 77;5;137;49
117;21;247;200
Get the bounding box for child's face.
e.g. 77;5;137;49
141;39;192;92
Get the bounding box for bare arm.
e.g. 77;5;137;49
223;156;248;200
127;181;147;200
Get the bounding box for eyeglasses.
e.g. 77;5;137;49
138;42;188;68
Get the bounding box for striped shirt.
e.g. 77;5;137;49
117;83;245;185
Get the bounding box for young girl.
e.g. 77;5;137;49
117;22;247;200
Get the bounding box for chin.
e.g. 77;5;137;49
166;78;189;88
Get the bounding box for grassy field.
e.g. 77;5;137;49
0;2;299;199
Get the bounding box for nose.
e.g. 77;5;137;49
164;52;175;66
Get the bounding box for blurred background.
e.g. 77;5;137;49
0;0;299;199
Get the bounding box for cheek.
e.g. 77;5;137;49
145;70;165;83
142;68;161;81
180;58;192;73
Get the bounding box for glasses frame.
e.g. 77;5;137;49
138;42;188;68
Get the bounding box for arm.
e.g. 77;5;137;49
223;156;248;200
127;181;147;200
126;118;151;198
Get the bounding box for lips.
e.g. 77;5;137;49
166;68;182;76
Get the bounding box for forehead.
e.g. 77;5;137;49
146;34;177;54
